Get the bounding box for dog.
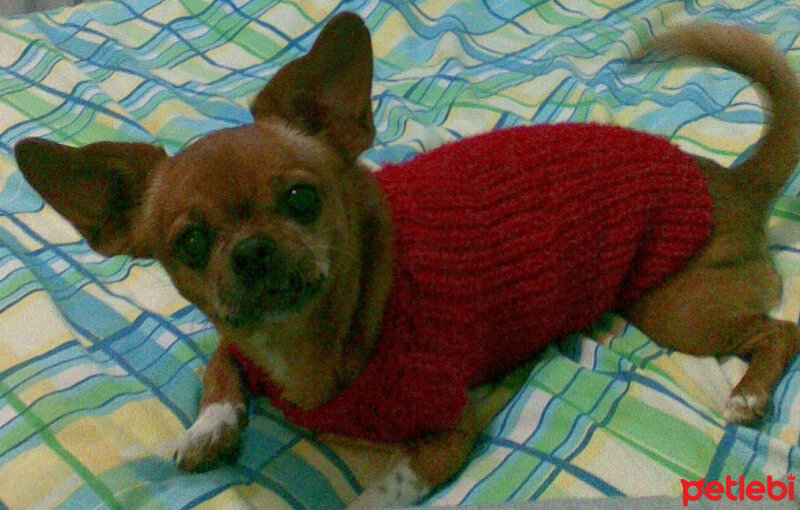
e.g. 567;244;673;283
13;12;800;509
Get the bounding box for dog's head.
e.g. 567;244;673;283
14;13;391;408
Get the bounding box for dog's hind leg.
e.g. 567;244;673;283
723;316;800;423
628;250;799;424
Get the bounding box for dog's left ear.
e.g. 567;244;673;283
251;12;375;162
14;138;167;258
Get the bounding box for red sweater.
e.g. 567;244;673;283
229;124;713;442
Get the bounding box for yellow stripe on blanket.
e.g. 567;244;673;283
0;293;73;371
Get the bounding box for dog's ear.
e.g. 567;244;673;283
14;138;167;258
251;12;374;162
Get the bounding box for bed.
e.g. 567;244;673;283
1;1;799;508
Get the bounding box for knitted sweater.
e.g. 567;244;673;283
229;123;713;443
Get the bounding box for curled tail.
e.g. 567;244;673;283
644;23;800;203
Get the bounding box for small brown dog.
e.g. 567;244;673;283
13;13;800;508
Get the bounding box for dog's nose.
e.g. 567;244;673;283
231;235;281;281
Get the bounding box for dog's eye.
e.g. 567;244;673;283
280;184;321;225
175;225;214;270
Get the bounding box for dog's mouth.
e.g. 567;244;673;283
221;274;324;329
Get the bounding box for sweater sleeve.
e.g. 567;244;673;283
279;352;470;442
230;341;470;442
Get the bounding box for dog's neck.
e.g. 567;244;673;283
227;310;345;410
224;259;373;410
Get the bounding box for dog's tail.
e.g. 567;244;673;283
644;23;800;205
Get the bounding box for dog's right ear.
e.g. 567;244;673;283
14;138;167;258
250;12;375;162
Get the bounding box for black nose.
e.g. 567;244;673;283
231;235;281;281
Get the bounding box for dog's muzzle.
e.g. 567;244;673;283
224;235;323;327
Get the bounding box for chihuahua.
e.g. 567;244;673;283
13;13;800;509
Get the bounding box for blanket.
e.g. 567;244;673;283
0;1;799;508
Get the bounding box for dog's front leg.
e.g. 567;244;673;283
347;421;475;509
175;339;248;472
349;381;519;509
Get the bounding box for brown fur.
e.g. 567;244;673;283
13;14;800;507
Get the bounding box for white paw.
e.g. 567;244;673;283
723;391;768;424
348;458;430;509
174;402;244;472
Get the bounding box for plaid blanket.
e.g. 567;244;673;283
1;1;799;508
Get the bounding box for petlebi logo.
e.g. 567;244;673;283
681;475;796;506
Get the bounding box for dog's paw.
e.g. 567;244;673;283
723;390;768;424
174;402;245;472
348;458;430;509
